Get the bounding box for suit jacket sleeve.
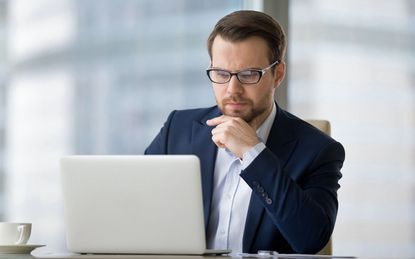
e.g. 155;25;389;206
240;140;345;254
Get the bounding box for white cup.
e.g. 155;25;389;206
0;222;32;245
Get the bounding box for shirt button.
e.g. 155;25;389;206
266;198;273;205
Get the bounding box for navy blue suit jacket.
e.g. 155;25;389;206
145;105;345;254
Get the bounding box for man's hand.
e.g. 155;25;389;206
206;115;260;158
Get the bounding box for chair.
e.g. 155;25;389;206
306;119;331;136
305;119;332;255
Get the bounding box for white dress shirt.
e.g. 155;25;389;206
206;103;277;254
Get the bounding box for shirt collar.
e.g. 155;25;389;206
256;102;277;143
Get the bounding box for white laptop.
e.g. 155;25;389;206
60;155;230;255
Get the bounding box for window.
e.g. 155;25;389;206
290;0;415;256
0;0;6;220
4;0;242;248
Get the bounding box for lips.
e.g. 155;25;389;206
223;97;249;108
223;102;249;114
223;98;247;105
226;102;246;107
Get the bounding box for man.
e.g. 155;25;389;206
145;10;345;254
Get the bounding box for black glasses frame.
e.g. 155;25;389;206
206;60;280;84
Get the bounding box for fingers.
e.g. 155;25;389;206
209;116;233;150
209;116;243;139
211;134;226;149
208;115;260;131
206;115;227;126
207;115;245;127
210;125;228;148
210;121;229;148
207;115;259;158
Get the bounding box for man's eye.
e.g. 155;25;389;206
238;70;260;81
215;70;230;78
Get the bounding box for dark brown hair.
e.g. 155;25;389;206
207;10;287;63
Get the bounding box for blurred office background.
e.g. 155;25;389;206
0;0;414;257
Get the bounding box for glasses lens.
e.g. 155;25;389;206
208;70;230;83
237;70;261;84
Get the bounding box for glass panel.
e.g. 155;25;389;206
4;0;242;249
289;0;415;256
0;0;7;221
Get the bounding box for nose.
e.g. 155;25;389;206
226;75;244;95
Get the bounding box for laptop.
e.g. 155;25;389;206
60;155;230;255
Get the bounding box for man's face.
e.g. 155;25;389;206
210;35;284;127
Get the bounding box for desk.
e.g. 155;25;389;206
2;254;415;259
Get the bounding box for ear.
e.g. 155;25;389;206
273;62;286;89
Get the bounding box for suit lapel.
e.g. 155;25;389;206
191;108;221;229
243;105;298;252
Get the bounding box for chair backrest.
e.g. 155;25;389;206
305;119;332;255
306;119;331;135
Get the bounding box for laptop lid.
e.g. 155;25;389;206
61;155;221;255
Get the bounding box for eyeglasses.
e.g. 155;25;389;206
206;60;279;85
